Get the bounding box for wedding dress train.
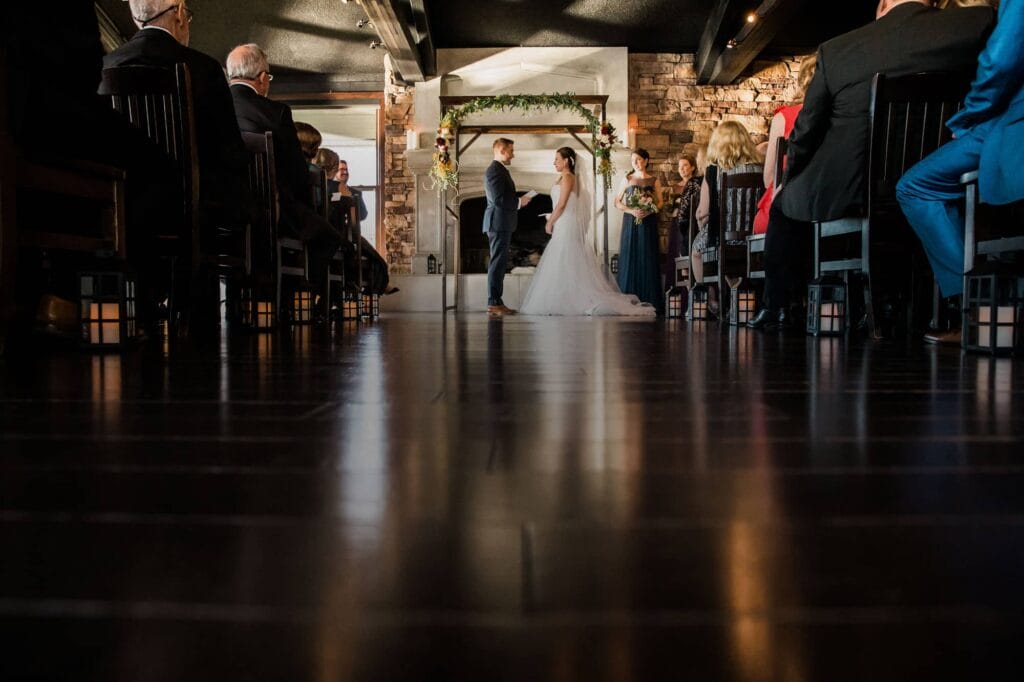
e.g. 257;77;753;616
520;180;656;317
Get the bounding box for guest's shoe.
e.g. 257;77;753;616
923;328;962;345
747;307;776;330
766;307;794;332
488;304;517;316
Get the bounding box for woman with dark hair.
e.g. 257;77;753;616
614;148;665;313
663;152;703;287
520;148;654;316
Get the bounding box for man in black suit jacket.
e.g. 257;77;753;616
103;0;251;229
750;0;995;330
226;43;343;295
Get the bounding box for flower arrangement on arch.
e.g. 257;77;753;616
428;93;621;193
595;121;618;192
429;128;458;190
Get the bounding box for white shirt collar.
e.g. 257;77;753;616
140;26;175;39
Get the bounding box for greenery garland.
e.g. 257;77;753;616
429;93;619;193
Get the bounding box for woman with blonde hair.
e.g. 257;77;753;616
753;56;817;234
690;121;763;316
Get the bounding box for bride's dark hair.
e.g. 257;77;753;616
556;146;577;174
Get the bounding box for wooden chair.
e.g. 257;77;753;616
98;62;249;331
674;201;696;287
961;170;1024;270
701;170;763;319
746;138;787;282
812;71;972;337
240;131;309;325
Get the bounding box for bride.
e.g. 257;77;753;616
520;147;656;317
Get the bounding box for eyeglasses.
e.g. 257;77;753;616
139;4;194;25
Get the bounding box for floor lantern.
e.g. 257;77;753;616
291;289;315;324
610;253;619;276
963;264;1023;355
79;270;136;349
361;292;380;320
807;275;846;337
728;280;757;326
665;286;685;319
240;288;275;331
690;283;710;321
341;292;361;321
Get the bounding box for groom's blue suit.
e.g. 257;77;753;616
483;160;519;307
896;0;1024;296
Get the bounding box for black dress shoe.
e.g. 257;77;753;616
765;307;793;331
747;308;776;330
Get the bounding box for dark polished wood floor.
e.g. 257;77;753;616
2;315;1023;681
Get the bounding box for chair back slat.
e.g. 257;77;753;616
867;72;971;212
718;171;763;241
98;63;199;242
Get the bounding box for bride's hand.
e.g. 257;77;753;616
545;221;553;234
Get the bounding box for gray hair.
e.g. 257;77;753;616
226;44;270;80
128;0;174;25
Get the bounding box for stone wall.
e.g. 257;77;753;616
629;52;808;176
628;52;807;252
383;57;416;274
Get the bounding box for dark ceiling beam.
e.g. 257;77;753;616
696;0;809;85
696;0;740;84
357;0;435;82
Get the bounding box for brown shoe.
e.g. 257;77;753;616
487;304;518;316
923;328;962;345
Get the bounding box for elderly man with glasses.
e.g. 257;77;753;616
227;43;346;314
104;0;251;231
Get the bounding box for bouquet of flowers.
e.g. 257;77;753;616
625;188;657;216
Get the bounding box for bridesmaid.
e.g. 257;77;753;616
615;149;664;314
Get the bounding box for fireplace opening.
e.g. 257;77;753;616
459;193;554;273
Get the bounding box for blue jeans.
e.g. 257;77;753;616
895;128;983;297
486;230;512;306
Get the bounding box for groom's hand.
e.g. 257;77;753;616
519;195;532;208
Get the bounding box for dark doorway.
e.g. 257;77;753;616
459;192;554;273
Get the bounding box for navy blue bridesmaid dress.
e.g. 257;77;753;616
618;183;665;314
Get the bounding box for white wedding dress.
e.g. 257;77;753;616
520;179;656;317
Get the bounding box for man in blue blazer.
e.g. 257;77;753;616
483;138;532;315
897;0;1023;341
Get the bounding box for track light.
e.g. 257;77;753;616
357;18;371;28
369;40;385;50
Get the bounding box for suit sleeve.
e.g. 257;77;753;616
784;48;829;182
484;164;502;204
947;2;1024;134
203;60;249;190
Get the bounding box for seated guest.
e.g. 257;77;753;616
691;121;763;318
294;121;322;165
753;57;817;235
313;146;340;211
748;0;995;331
334;160;397;296
226;43;344;298
104;0;251;231
663;153;703;288
897;0;1022;344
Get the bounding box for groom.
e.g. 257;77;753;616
484;138;531;315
